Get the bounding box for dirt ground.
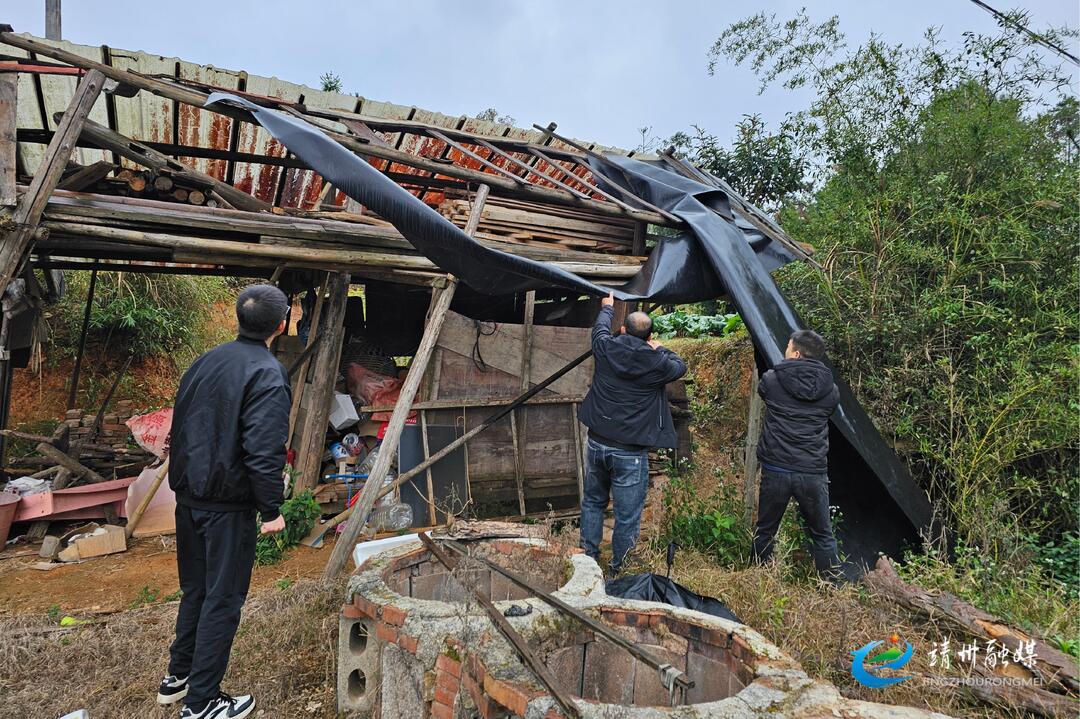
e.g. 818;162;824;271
0;534;336;617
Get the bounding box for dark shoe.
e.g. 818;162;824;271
156;674;189;705
180;693;255;719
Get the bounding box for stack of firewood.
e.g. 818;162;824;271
115;168;223;207
438;195;638;254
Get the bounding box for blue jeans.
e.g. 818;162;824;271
752;469;840;575
579;438;649;574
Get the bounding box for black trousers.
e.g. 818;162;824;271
168;504;257;707
752;469;840;575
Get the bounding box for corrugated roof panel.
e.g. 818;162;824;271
175;61;243;179
108;48;176;166
282;89;359;208
28;37;110;168
5;43;46;175
232;75;305;203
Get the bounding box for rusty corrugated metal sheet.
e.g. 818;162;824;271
3;31;644;211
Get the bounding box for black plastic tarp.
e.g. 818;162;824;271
606;573;741;624
207;94;932;572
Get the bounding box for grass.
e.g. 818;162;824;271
0;576;346;719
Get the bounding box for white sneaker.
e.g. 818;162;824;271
156;674;189;705
179;693;255;719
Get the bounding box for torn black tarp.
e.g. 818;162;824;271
605;573;741;624
207;94;932;573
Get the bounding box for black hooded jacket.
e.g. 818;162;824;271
756;358;840;473
578;305;687;449
168;336;292;521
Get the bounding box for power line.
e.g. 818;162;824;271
967;0;1079;65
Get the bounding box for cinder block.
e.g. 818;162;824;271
337;613;379;716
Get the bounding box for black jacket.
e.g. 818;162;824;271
168;336;292;521
578;306;687;449
756;358;839;473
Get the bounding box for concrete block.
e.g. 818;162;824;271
39;536;61;559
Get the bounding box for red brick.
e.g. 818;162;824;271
436;653;463;678
434;684;457;707
431;702;453;719
342;603;363;619
466;653;486;683
436;669;460;693
351;594;379;619
381;604;408;626
375;623;399;643
463;672;502;719
545;709;569;719
483;675;537;717
398;633;418;654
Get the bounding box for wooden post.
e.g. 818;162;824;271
66;268;97;410
631;220;646;256
293;272;350;491
0;73;16;208
0;69;105;294
324;184;490;579
743;367;765;523
571;402;585;505
512;290;535;516
45;0;62;41
287;272;329;445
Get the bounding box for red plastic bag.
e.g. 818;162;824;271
345;364;415;422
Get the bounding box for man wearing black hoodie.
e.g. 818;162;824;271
578;294;687;575
752;329;841;577
156;284;291;719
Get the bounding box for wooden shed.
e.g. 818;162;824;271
0;28;802;575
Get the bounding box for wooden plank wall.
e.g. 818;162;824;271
424;309;591;515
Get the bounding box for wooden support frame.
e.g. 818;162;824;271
75;118;269;212
287;272;329;444
533;123;682;225
323;184;491;578
66;267;96;410
293;272;350;491
511;290;536;516
0;68;104;293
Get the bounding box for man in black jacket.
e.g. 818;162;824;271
156;285;291;719
578;294;687;575
752;329;842;577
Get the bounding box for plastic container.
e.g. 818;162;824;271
0;492;21;548
367;502;412;532
341;433;362;456
329;442;349;461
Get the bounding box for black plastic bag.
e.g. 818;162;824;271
605;573;741;624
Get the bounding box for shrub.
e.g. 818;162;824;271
47;271;230;361
652;309;743;339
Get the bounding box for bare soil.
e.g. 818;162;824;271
0;535;336;617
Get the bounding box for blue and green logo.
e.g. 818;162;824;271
850;634;914;688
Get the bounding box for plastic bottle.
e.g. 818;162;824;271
366;502;413;531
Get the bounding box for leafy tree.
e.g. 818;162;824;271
319;71;343;93
710;11;1078;560
668;115;806;209
475;107;515;125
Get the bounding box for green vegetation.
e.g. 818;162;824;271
664;8;1079;638
255;491;321;566
651;309;743;339
659;473;751;568
47;271;230;362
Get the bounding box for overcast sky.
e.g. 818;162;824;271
6;1;1078;150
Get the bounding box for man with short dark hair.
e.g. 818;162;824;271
578;294;687;575
752;329;842;578
156;284;291;719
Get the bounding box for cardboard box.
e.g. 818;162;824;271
59;524;127;562
328;393;360;430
